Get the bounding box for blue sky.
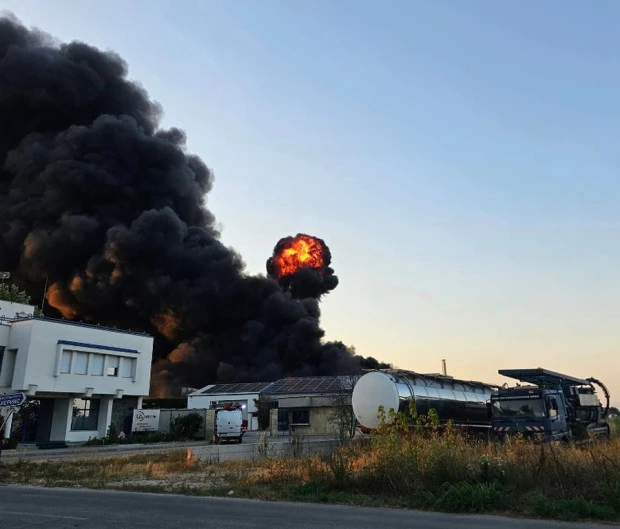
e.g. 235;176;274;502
4;0;620;404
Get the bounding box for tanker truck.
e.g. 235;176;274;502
351;369;497;433
490;368;611;441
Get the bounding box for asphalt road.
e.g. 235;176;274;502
0;485;614;529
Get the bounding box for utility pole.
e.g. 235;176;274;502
40;274;49;315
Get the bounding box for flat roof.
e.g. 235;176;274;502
9;315;151;337
498;368;589;387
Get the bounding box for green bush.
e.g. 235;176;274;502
528;493;617;521
170;413;203;440
609;416;620;437
426;482;506;513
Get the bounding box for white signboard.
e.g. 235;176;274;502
132;409;160;432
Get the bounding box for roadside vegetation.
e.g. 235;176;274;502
2;410;619;522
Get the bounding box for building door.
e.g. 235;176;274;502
12;399;53;444
34;399;54;444
277;408;289;433
12;399;40;443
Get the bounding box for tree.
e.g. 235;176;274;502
328;375;359;444
0;282;32;304
255;396;272;431
0;282;41;316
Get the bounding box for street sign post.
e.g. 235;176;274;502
0;392;26;408
0;392;26;460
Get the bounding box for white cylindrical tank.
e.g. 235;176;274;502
352;370;495;430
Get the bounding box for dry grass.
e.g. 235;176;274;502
1;429;619;522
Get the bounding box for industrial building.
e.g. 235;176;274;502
186;381;272;431
188;375;359;436
0;299;154;446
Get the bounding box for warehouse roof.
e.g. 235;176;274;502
263;375;359;395
191;381;273;395
189;375;360;398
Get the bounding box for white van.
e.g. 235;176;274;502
214;409;244;444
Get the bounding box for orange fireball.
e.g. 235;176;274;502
267;234;327;280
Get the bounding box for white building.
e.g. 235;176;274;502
187;382;274;431
0;299;153;445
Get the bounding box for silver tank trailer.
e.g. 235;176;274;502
352;370;496;430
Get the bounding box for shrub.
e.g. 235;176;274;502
170;413;203;440
428;482;507;513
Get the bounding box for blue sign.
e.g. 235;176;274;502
0;392;26;407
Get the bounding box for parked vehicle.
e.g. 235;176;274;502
213;407;244;444
491;368;611;442
352;367;612;444
351;369;496;433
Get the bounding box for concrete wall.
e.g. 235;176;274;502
0;300;36;320
49;398;72;442
289;407;341;436
1;318;153;397
189;436;340;463
0;323;10;344
269;406;344;437
158;408;210;439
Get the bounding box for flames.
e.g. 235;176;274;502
267;234;327;280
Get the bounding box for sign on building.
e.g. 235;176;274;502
0;392;26;437
0;392;25;408
132;409;160;432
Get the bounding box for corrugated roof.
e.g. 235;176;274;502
263;375;359;395
196;381;274;395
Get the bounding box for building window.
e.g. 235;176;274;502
120;357;134;378
291;410;310;425
60;351;72;373
71;398;100;431
74;352;88;375
107;356;119;376
91;354;104;376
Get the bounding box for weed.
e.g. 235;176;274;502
1;426;619;522
425;482;507;513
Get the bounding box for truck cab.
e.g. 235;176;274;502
491;387;570;440
490;368;610;442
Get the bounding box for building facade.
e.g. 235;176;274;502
187;382;273;431
263;376;359;437
0;300;153;445
188;376;360;437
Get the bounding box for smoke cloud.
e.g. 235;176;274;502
0;14;387;394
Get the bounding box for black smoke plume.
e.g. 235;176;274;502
0;14;388;394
